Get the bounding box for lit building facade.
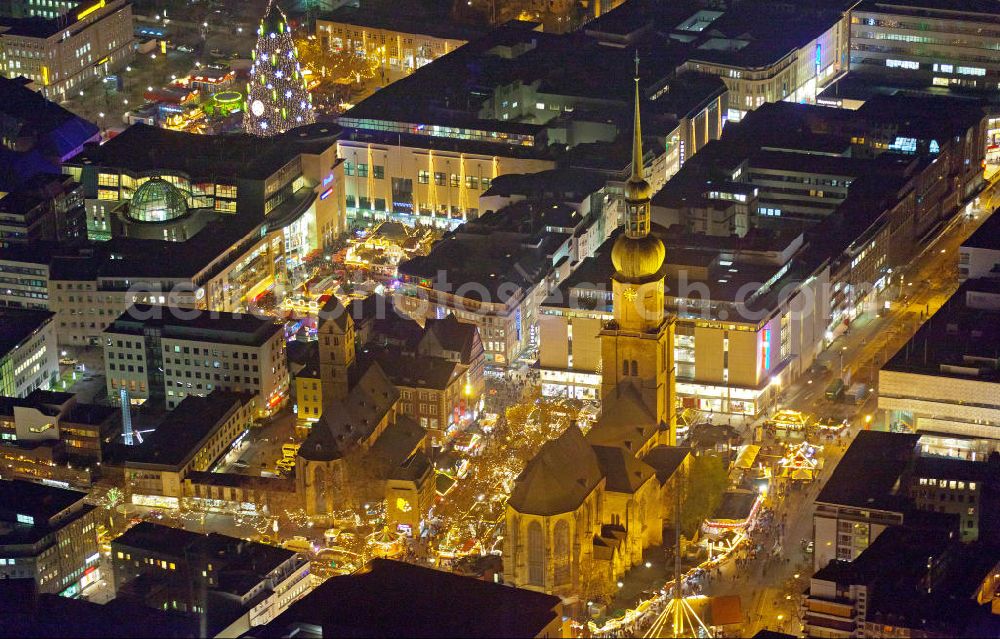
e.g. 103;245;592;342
39;228;283;347
316;10;481;85
0;479;100;597
67;123;346;253
0;246;49;311
0;308;57;398
539;231;825;417
0;0;134;99
336;136;554;229
0;389;114;462
849;0;1000;91
678;9;850;123
879;279;1000;460
103;305;288;412
293;364;322;426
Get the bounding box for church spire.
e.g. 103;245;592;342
631;51;643;186
623;51;652;240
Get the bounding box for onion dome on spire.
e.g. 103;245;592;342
611;52;665;283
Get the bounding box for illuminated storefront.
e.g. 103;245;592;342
540;368;601;400
676;381;768;416
131;494;180;509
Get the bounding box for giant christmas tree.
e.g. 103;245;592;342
244;0;315;136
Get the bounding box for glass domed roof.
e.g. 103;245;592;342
129;178;188;223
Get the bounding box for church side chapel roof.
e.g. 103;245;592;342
298;362;398;462
642;445;692;485
369;414;426;470
585;384;661;451
508;425;603;516
592;445;656;494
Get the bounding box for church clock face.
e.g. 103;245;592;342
622;287;638;302
251;99;265;117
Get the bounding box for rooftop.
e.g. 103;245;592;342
642;445;691;484
70;122;340;182
0;478;86;523
0;77;99;164
112;521;298;601
422;314;480;363
592;444;655;493
883;278;1000;384
856;0;1000;21
963;210;1000;251
365;347;461;391
680;2;849;69
112;520;202;555
106;304;283;347
483;167;608;201
299;362;399;462
0;579;196;638
259;558;561;638
816;431;919;510
119;391;251;469
463;199;584;243
509;424;603;516
399;232;551;302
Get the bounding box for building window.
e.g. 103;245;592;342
344;161;354;176
527;521;544;586
356;163;368;178
418;170;429;184
465;175;479;189
373;165;384;179
434;172;446;186
553;520;570;585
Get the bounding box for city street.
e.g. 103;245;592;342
640;172;999;637
738;175;999;636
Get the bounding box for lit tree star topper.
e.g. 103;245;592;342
244;0;316;136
